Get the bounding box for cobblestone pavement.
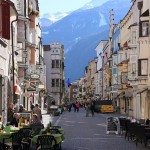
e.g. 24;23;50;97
55;108;149;150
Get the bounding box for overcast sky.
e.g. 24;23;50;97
39;0;110;15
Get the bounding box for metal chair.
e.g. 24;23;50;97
37;135;56;150
48;129;61;134
52;126;61;129
4;132;25;150
19;128;32;150
31;126;42;137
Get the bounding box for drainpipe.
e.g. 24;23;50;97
11;17;18;104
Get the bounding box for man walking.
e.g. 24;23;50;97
32;104;42;121
90;100;95;117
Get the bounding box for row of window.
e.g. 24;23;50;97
51;79;65;87
112;59;148;84
51;60;64;69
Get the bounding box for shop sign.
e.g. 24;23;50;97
30;74;39;79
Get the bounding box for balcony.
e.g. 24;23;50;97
117;51;129;66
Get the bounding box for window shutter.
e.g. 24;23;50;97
139;21;142;37
138;59;141;76
2;1;10;40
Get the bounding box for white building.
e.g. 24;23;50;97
44;42;65;105
95;40;108;98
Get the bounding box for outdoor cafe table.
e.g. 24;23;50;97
32;133;63;146
0;127;20;142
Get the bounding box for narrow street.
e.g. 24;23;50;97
53;109;147;150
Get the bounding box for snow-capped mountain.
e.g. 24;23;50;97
41;0;132;82
40;12;70;26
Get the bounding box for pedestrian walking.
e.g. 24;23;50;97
68;103;72;112
76;102;80;112
72;102;76;112
86;102;90;117
90;100;95;117
32;104;42;122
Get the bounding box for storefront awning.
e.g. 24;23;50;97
14;84;22;95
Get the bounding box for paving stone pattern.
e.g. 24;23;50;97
55;108;149;150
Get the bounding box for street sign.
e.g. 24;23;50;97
30;74;39;79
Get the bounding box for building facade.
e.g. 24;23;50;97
44;42;65;105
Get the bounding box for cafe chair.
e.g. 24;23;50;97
37;135;56;150
3;132;25;150
119;118;126;135
31;126;43;137
48;129;61;134
135;125;150;147
52;126;61;129
19;128;32;150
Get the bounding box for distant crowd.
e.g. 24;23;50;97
65;100;96;117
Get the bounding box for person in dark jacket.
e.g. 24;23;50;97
7;103;14;122
29;114;43;128
72;102;76;112
18;104;26;113
90;100;95;117
10;113;20;127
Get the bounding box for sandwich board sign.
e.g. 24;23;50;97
106;117;119;135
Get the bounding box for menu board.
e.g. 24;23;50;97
106;117;119;134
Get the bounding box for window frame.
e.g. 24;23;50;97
121;72;128;84
52;60;55;68
139;20;149;37
55;60;59;68
56;79;59;87
51;79;55;87
138;59;148;76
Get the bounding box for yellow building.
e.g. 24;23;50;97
86;59;97;99
117;4;132;115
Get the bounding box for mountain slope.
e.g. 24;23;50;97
65;30;108;81
41;0;132;82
